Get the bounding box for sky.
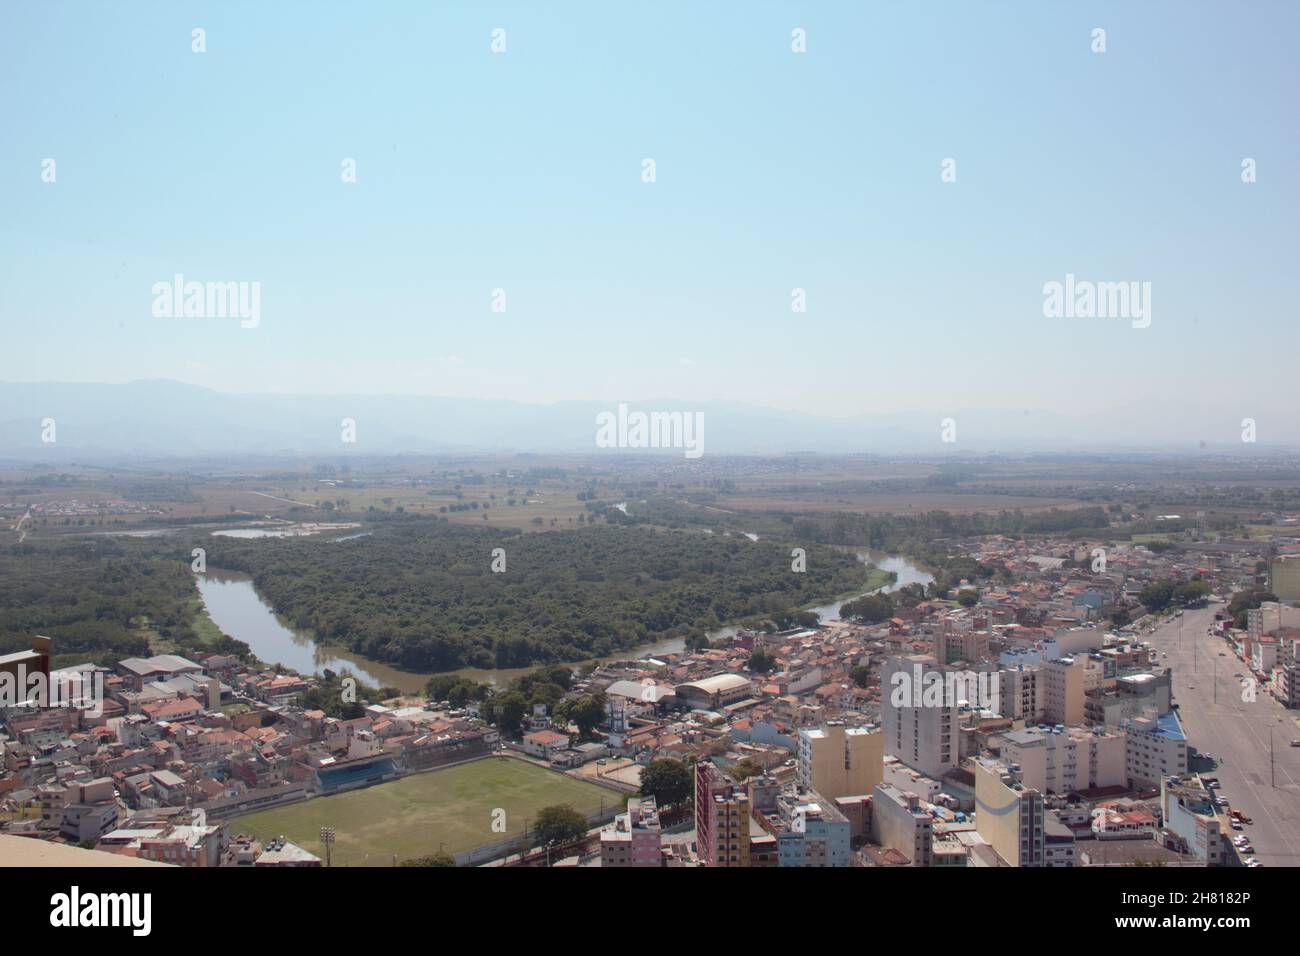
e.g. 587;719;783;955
1;1;1297;441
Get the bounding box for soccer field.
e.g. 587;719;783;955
233;757;613;866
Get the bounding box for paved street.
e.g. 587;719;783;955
1149;605;1300;867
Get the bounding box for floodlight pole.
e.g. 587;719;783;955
320;825;335;867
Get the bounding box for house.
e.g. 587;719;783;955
521;729;570;759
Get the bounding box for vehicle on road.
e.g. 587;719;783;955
1291;740;1300;748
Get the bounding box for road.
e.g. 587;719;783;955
1150;605;1300;867
11;508;31;543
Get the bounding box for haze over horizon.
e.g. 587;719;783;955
2;1;1297;444
2;378;1298;458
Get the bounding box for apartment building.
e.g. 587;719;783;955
882;655;958;778
1160;775;1224;865
769;787;851;867
1123;711;1188;789
797;722;883;800
871;783;934;866
1271;554;1300;602
996;725;1126;795
1041;656;1086;726
1043;814;1077;867
936;619;990;667
974;759;1045;867
600;796;663;867
694;760;750;867
997;665;1041;722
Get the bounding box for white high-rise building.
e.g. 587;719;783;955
882;655;959;778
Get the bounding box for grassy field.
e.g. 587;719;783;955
232;757;613;866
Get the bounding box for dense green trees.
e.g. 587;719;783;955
640;757;693;808
0;539;237;667
204;523;868;673
1141;578;1213;613
533;804;588;847
554;692;606;741
1139;580;1176;612
747;649;777;674
840;593;894;624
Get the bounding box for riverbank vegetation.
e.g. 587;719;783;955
0;537;250;668
204;522;870;673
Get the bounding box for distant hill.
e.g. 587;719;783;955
0;379;1291;459
0;379;934;458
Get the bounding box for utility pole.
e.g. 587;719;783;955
1270;728;1275;788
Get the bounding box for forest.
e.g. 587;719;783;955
0;537;225;667
203;521;869;672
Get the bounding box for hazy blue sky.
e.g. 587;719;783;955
2;1;1296;436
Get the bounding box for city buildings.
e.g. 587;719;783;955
882;655;959;778
1160;775;1225;866
1122;711;1188;789
600;796;663;867
797;722;883;800
694;761;750;867
974;760;1045;867
995;725;1127;795
871;783;934;866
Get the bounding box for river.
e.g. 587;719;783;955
194;549;932;694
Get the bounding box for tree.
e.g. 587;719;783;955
729;758;764;782
533;804;587;848
1139;580;1176;612
850;664;871;688
893;582;927;608
640;758;693;808
839;593;894;624
1229;588;1278;629
401;852;456;867
956;589;979;607
555;692;607;741
528;681;565;711
747;649;776;674
494;690;528;735
1173;580;1212;608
